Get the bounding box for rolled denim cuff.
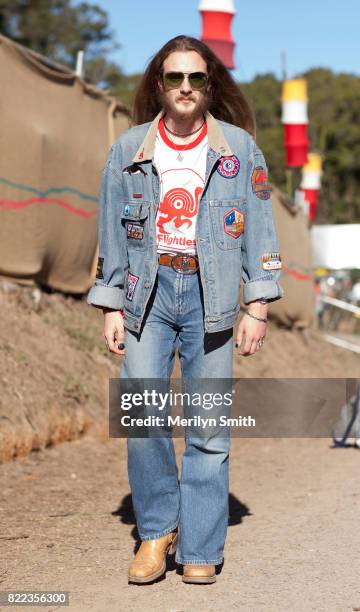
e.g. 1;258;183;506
86;284;124;310
243;279;284;305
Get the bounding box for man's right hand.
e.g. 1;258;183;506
102;308;125;355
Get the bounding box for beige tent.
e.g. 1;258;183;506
269;186;314;327
0;35;130;293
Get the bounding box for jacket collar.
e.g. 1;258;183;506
132;109;233;163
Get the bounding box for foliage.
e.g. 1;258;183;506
1;3;359;223
111;72;142;108
242;69;360;224
0;0;121;86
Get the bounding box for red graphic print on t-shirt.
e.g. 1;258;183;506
157;185;203;234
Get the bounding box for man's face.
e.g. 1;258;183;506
159;51;209;120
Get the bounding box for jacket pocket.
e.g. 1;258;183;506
121;201;151;251
209;199;245;250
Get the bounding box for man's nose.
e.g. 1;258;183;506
180;75;192;93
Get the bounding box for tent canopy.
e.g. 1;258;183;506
0;34;130;293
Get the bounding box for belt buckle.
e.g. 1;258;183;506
171;254;198;274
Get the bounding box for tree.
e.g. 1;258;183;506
1;3;359;224
242;74;285;189
0;0;122;87
305;68;360;223
242;69;360;224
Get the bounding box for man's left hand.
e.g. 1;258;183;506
236;302;268;356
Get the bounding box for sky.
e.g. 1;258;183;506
96;0;360;82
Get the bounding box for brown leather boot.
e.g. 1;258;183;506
182;564;216;584
128;530;178;584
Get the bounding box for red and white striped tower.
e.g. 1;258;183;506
281;78;309;167
199;0;236;69
300;153;323;221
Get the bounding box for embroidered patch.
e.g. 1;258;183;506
252;166;271;200
123;164;145;175
126;273;139;301
217;155;240;178
127;222;144;240
261;252;282;270
96;256;104;279
223;209;244;238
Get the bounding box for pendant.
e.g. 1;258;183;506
176;151;184;162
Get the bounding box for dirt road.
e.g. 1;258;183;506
1;434;359;612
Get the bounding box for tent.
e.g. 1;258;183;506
0;35;130;293
268;186;314;327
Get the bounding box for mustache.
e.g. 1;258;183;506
176;95;196;102
158;90;211;116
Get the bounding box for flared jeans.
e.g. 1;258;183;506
120;263;233;565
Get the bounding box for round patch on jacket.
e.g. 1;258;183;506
217;155;240;178
252;166;271;199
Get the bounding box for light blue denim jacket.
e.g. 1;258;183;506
87;110;284;333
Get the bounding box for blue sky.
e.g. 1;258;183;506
97;0;360;82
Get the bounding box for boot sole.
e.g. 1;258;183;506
128;533;178;584
182;574;216;584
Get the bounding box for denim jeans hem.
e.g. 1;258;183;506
138;521;178;542
175;556;223;566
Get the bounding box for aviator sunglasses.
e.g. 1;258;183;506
162;70;208;91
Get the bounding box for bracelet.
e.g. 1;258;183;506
245;310;267;323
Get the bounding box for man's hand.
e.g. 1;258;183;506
236;302;267;356
102;308;125;356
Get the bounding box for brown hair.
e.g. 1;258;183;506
132;35;256;137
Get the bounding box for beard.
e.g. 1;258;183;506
159;89;211;122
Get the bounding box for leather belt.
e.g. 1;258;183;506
158;252;199;274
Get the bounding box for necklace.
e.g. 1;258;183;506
163;117;205;162
174;142;184;162
163;130;185;162
164;118;205;138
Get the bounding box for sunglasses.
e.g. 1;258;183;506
162;71;208;91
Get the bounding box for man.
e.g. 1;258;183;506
87;35;283;585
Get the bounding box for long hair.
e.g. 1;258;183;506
132;35;256;138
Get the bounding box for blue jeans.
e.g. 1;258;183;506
120;263;233;565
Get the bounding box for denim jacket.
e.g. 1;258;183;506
87;110;284;333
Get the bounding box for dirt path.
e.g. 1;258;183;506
1;434;360;612
1;280;360;462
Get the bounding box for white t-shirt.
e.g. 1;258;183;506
154;116;208;255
